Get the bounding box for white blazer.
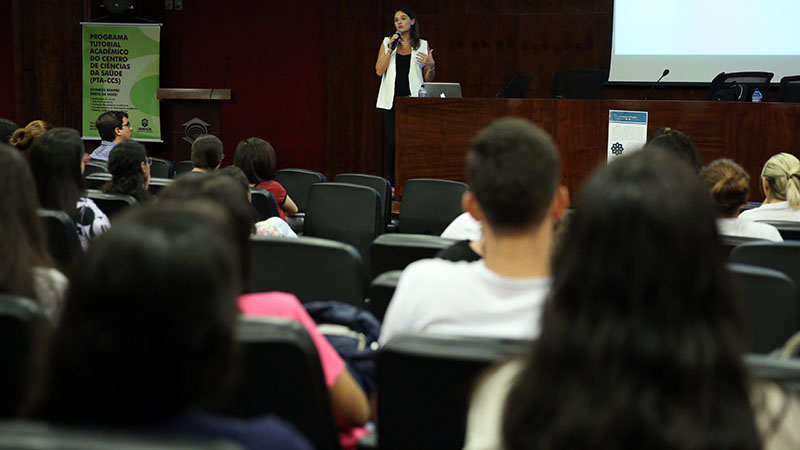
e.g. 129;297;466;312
376;37;428;110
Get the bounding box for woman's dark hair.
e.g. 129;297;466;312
502;150;761;450
27;203;240;426
234;137;277;184
28;128;85;217
9;120;51;155
645;127;702;173
0;144;52;302
699;158;751;217
395;8;421;50
191;134;224;170
104;140;149;203
158;174;254;292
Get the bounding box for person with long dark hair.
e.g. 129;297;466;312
103;140;151;203
463;150;800;450
28;128;110;250
0;144;66;319
375;7;436;183
26;203;312;449
233;137;298;220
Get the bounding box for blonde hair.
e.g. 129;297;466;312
699;158;750;216
761;152;800;208
9;120;51;153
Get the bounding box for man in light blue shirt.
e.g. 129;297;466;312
89;111;132;162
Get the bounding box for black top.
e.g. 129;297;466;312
394;54;411;97
435;240;482;263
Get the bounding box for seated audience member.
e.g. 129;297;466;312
9;120;51;157
645;127;702;173
158;175;369;444
28;128;110;250
103;141;151;203
89;111;131;162
437;211;484;262
699;158;782;241
218;165;296;238
190;134;224;173
233;137;298;221
26;204;312;450
463;149;800;450
379;117;569;344
0;117;19;144
0;144;67;319
740;152;800;222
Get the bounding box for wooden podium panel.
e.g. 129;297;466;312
395;98;800;200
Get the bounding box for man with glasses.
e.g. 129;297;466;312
90;110;133;162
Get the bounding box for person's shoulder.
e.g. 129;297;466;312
403;257;474;279
238;291;304;317
169;412;312;450
746;221;783;241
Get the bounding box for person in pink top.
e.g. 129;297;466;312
234;137;298;221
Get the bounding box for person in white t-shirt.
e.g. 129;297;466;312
740;152;800;222
699;158;782;241
379;118;569;345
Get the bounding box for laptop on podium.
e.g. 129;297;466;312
423;82;462;98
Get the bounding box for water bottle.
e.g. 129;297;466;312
418;84;427;98
752;88;763;103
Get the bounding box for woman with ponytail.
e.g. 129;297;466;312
699;158;782;241
740;152;800;222
9;120;51;156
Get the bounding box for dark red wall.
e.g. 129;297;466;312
0;0;16;120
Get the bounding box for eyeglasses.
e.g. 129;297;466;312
120;122;132;129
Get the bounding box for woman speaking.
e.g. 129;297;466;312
375;8;435;184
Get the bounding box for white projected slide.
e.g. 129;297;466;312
610;0;800;83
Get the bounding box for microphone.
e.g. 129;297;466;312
644;69;670;100
391;30;402;50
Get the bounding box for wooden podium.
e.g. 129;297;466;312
156;88;231;163
395;98;800;200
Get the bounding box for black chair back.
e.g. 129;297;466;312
551;69;606;99
399;178;469;235
497;72;532;98
216;316;341;450
709;71;774;101
334;173;392;231
756;220;800;240
779;75;800;102
274;168;327;213
304;183;382;266
37;209;82;271
147;177;172;196
730;241;800;326
249;188;281;221
719;235;767;258
745;354;800;391
175;160;194;177
0;295;49;418
149;157;174;178
365;270;401;323
84;172;113;190
728;264;797;353
83;161;108;177
249;236;365;306
0;420;243;449
86;189;138;220
377;332;529;450
370;233;456;280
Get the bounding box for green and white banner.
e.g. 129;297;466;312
81;22;162;142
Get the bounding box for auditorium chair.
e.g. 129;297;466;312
249;235;365;306
149;157;174;178
83;160;108;177
756;220;800;240
274;168;327;234
728;263;797;353
745;354;800;390
175;160;194;177
551;69;606;99
215;316;341;450
779;75;800;102
86;189;138;220
37;209;82;271
146;177;173;196
304;183;382;268
709;71;774;101
718;235;767;258
369;233;456;280
364;270;401;323
334;173;392;232
399;178;469;235
249;187;281;221
0;295;49;418
730;241;800;325
84;172;113;190
0;421;243;449
373;332;529;450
